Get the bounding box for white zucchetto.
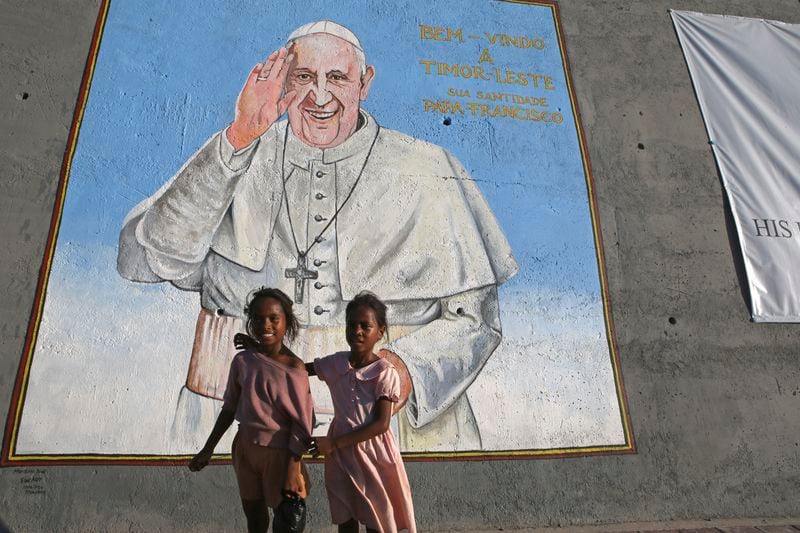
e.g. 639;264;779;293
287;20;363;51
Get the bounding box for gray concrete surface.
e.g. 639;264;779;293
2;0;800;531
468;519;800;533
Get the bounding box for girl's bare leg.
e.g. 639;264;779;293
338;518;359;533
241;499;269;533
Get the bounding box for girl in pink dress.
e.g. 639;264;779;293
310;291;417;533
189;287;313;533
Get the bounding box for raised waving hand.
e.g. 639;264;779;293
226;47;297;150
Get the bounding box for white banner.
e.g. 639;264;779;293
672;10;800;322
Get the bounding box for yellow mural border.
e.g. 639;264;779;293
2;0;635;466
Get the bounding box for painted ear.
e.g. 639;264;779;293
359;65;376;101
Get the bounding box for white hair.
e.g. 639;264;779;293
286;20;367;75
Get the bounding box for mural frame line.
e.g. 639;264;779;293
1;0;636;466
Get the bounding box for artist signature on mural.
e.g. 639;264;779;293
14;468;47;495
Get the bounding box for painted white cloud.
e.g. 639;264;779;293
15;243;625;455
470;286;626;451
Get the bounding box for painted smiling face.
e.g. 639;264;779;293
285;33;374;149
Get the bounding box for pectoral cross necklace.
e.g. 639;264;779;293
281;123;381;304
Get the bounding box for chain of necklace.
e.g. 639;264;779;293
279;121;381;259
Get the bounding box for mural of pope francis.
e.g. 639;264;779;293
118;20;518;452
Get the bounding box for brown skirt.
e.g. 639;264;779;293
231;432;310;507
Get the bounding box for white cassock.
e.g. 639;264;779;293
118;110;518;452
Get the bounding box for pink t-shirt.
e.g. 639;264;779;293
222;349;313;456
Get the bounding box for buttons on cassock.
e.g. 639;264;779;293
309;169;332;318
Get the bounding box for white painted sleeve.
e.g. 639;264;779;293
387;285;502;429
116;130;259;282
219;127;260;171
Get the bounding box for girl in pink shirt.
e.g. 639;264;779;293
311;291;417;533
189;287;313;533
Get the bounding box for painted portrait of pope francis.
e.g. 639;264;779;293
117;20;518;452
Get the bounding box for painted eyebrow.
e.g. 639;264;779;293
327;69;349;77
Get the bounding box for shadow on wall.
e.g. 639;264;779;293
720;171;754;313
671;16;752;316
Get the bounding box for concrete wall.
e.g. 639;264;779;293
1;0;799;531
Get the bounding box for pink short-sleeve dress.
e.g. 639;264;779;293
314;352;416;533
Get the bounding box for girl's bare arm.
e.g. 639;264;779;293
314;398;392;454
188;408;235;471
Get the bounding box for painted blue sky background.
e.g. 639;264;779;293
60;0;599;296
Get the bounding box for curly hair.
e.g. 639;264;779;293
244;287;299;341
